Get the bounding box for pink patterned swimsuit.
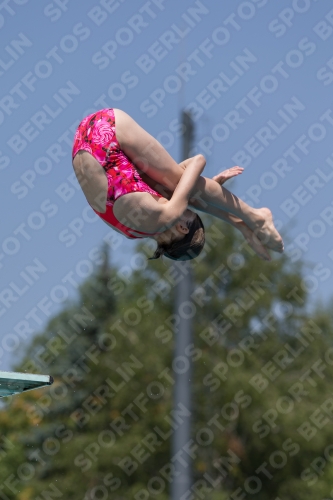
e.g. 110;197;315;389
72;108;162;239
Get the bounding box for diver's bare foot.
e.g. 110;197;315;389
238;223;271;261
250;208;284;253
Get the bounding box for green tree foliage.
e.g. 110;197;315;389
0;219;333;499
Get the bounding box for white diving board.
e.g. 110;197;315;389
0;371;53;398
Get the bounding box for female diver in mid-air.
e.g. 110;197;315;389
72;108;284;261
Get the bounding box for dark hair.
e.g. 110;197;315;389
149;214;205;261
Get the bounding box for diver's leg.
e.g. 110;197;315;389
114;109;283;252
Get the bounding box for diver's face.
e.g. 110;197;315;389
168;209;196;241
153;208;196;245
179;208;196;224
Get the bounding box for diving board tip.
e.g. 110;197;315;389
0;370;53;398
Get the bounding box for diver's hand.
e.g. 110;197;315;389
212;166;244;185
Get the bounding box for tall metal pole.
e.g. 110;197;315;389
171;110;194;500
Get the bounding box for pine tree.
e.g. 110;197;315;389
0;218;333;499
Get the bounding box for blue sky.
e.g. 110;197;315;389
1;0;333;370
